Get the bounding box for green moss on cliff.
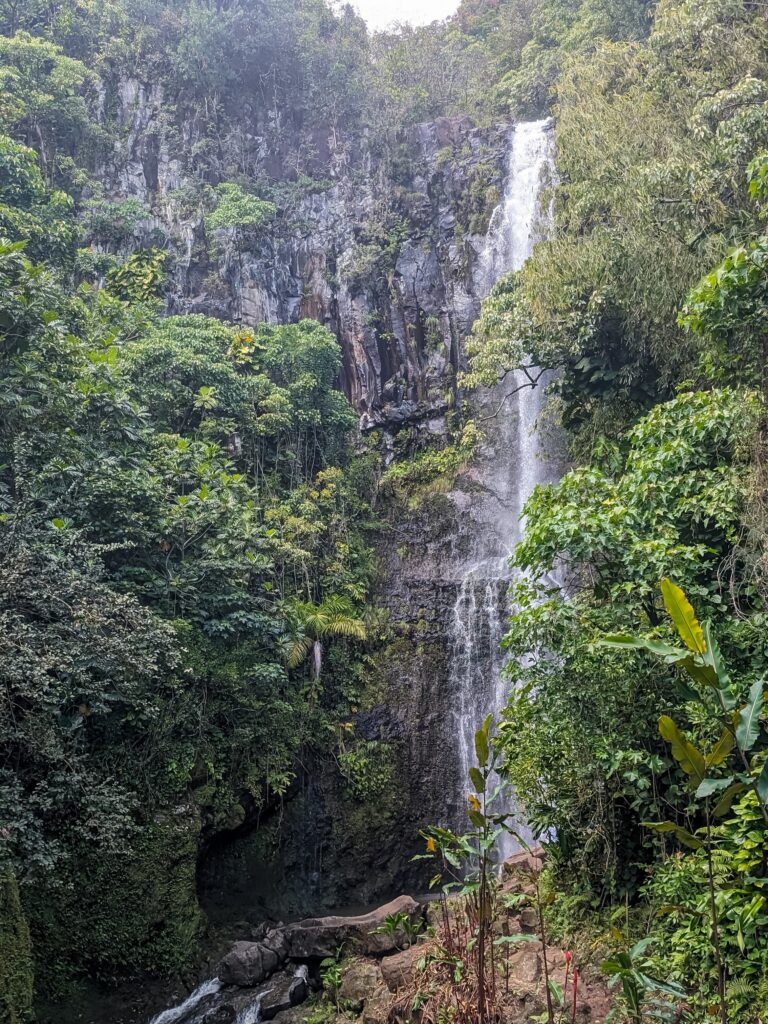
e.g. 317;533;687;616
0;871;33;1024
26;818;202;1001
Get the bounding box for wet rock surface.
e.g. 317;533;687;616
218;927;289;986
259;965;309;1020
101;79;509;434
285;895;423;959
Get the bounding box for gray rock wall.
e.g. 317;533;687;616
94;75;520;912
95;77;509;434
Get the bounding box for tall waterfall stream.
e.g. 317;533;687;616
143;119;554;1024
450;119;554;859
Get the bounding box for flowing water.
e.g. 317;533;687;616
145;979;267;1024
147;979;223;1024
449;118;555;860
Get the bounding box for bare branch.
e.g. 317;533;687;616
482;367;548;420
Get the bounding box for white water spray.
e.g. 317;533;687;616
235;996;265;1024
147;978;223;1024
449;118;554;862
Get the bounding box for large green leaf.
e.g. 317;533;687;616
600;634;689;661
643;820;703;849
468;809;486;829
678;655;719;690
735;679;765;752
660;578;706;654
628;937;654;959
756;760;768;807
658;716;706;786
494;934;538;946
635;973;687;999
702;620;733;694
469;766;486;794
474;722;489;768
713;781;748;817
547;979;564;1008
706;728;735;767
695;776;734;799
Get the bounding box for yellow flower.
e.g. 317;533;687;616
468;794;481;812
426;837;437;853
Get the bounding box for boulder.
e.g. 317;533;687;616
286;896;423;959
507;944;542;985
339;958;383;1009
502;849;544;877
518;908;539;933
260;966;309;1021
361;982;396;1024
218;927;289;986
380;945;423;993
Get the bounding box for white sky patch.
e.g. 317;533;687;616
348;0;460;30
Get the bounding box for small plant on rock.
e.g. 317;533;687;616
320;947;344;1009
372;910;423;948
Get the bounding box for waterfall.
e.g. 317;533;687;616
448;119;554;860
145;980;265;1024
147;978;223;1024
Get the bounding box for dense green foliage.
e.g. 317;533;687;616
369;0;653;131
0;873;33;1024
4;0;768;1019
468;0;768;444
458;0;768;1017
0;132;377;1003
501;388;763;889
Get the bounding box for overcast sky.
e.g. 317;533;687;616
349;0;460;31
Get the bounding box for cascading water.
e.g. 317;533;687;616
146;979;223;1024
449;119;554;860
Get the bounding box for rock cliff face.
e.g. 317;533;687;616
95;75;529;917
98;78;508;433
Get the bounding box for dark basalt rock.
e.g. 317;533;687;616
99;79;508;434
260;966;309;1020
218;927;289;986
218;896;423;988
285;895;422;959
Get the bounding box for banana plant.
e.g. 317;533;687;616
601;578;768;823
601;578;768;1024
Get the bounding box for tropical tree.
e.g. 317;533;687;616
283;596;367;680
0;32;98;181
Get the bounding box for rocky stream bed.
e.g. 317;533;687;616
147;855;611;1024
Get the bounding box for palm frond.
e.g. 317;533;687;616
285;634;312;669
323;615;367;640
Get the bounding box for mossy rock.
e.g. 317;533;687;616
26;813;203;1001
0;871;34;1023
